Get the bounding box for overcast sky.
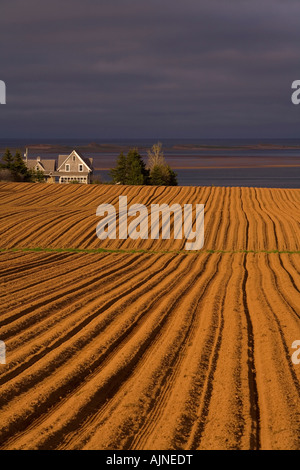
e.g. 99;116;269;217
1;0;300;139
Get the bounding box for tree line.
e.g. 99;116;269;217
0;149;45;182
0;142;178;186
110;142;178;186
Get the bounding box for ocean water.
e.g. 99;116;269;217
96;167;300;188
1;138;300;187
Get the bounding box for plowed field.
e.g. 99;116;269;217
0;182;299;450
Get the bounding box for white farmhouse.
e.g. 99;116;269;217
56;150;93;184
25;149;93;184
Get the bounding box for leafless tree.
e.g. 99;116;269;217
146;142;166;170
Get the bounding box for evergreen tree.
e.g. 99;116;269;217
149;165;167;186
150;164;178;186
110;152;127;184
166;165;178;186
1;148;14;171
0;148;45;182
126;148;149;185
12;150;29;179
110;149;149;185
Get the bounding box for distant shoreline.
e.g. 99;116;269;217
95;164;300;171
2;141;300;155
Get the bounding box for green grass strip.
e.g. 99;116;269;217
0;247;299;255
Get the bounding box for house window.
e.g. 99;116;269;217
72;155;76;162
79;164;83;172
65;164;70;171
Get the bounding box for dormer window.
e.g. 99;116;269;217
79;164;83;172
65;164;70;171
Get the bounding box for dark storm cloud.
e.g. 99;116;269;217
1;0;300;138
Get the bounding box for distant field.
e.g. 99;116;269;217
0;182;299;450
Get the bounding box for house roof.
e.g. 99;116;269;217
27;159;56;173
26;150;93;175
74;151;93;169
57;155;69;168
57;150;93;171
